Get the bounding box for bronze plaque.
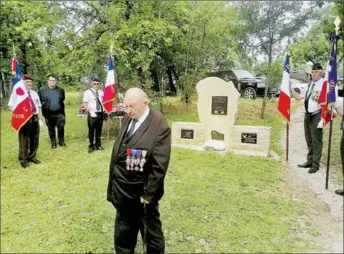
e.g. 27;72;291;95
241;133;257;144
181;129;194;139
211;96;227;115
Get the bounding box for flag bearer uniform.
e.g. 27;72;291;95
8;76;41;168
83;77;104;152
302;76;325;171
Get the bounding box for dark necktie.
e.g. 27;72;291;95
95;91;101;111
127;119;138;137
304;82;315;113
28;90;37;113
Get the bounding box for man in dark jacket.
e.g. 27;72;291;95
335;112;344;196
38;75;66;148
107;88;171;254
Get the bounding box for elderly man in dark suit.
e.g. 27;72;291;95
107;88;171;254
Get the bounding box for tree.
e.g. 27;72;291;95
235;1;319;118
290;3;343;71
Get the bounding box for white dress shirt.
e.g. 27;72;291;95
304;78;342;113
127;106;150;134
83;88;104;113
8;89;41;115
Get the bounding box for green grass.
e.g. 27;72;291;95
1;94;320;253
322;117;343;184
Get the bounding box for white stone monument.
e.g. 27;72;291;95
196;77;240;149
171;77;272;157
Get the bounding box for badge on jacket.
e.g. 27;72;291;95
126;149;147;171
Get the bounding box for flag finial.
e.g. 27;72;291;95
110;44;113;56
13;44;16;56
334;16;341;35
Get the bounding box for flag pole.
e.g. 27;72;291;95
325;16;340;189
106;44;114;143
325;106;334;189
106;43;113;143
286;121;289;161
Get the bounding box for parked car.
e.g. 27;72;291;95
205;69;265;99
256;76;280;98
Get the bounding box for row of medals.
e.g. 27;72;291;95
126;149;147;172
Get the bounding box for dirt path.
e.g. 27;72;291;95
281;105;343;253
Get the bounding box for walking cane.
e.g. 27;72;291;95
142;203;148;254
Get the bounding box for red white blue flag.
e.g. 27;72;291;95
318;37;338;127
102;56;116;114
278;55;291;121
10;56;33;131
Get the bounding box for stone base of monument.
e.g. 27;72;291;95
172;122;271;157
229;125;271;157
171;122;206;147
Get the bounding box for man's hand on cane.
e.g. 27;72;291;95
140;197;150;204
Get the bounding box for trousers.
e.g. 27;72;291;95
304;112;323;169
114;202;165;254
45;113;65;145
18;115;40;163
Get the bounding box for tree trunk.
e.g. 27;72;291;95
19;43;28;74
167;66;177;94
260;51;273;119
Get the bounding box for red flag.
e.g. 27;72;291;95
278;55;291;121
102;56;116;114
10;56;33;131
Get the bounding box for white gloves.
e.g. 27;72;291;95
90;112;97;118
39;119;44;127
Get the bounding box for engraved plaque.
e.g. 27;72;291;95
181;129;194;139
211;96;228;115
241;133;257;144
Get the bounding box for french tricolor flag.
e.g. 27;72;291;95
11;56;33;131
102;56;117;114
278;55;291;121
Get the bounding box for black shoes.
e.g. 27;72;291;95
88;146;94;153
308;167;319;174
52;142;67;148
335;189;344;196
28;158;41;164
89;146;103;153
20;161;29;168
297;162;312;168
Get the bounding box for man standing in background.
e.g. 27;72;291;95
38;75;67;149
8;75;42;168
335;102;344;196
83;77;104;153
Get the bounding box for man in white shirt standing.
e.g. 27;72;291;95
83;77;104;153
8;75;42;168
292;63;342;174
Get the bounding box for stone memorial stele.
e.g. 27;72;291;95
171;77;271;157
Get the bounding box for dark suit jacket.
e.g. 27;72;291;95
38;86;65;118
107;109;171;209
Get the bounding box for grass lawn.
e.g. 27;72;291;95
0;94;322;253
